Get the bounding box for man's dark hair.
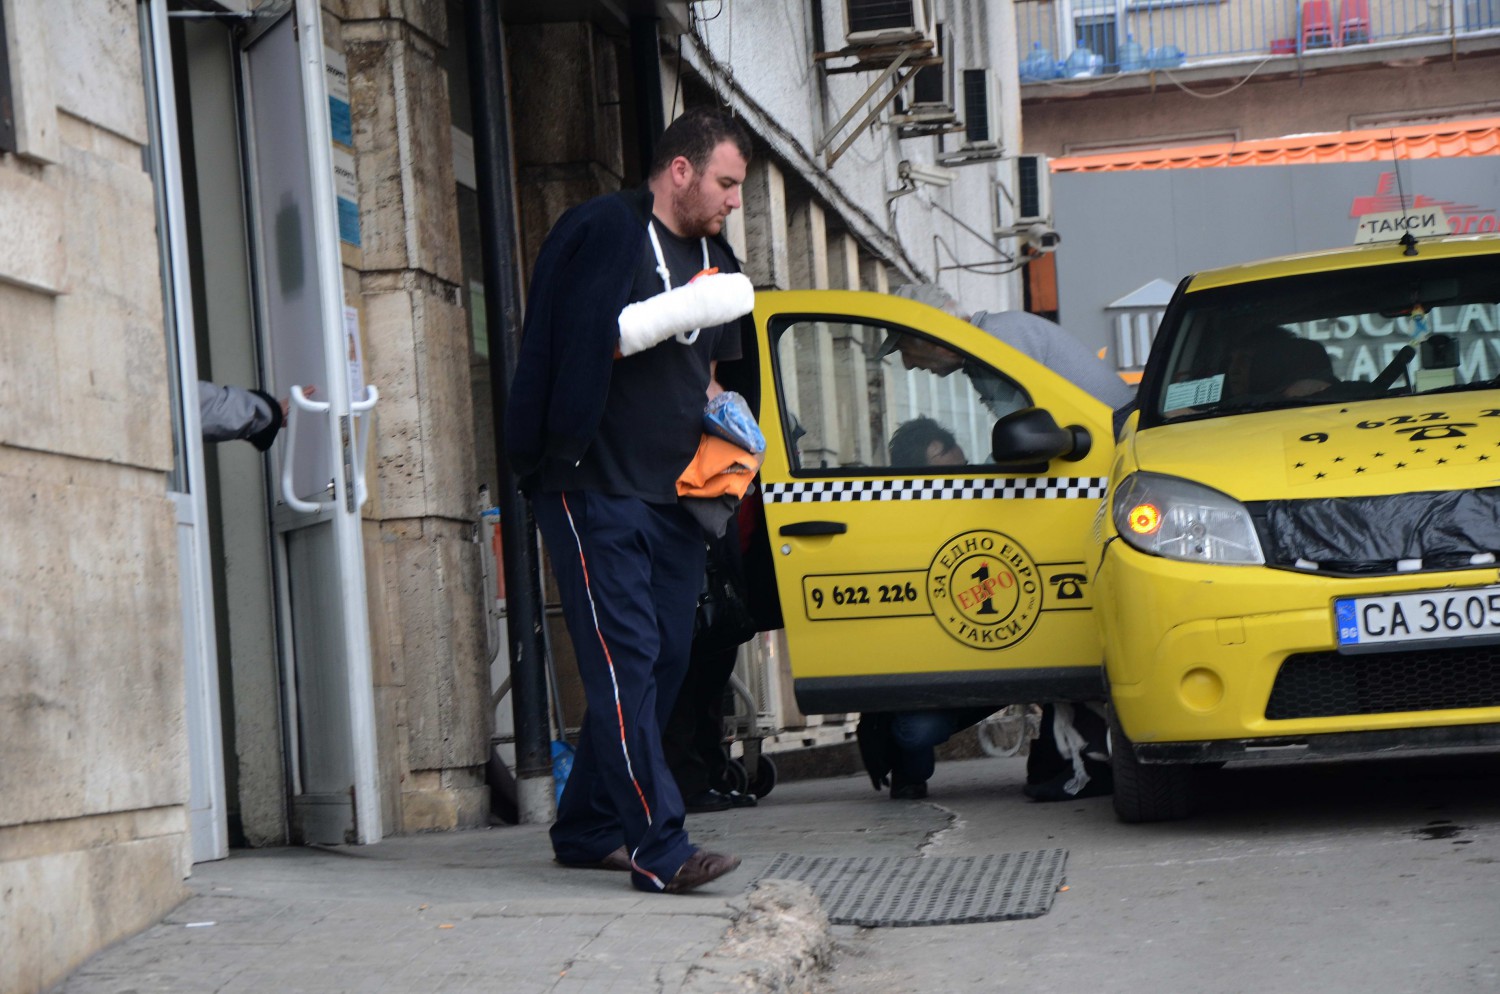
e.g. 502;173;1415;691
888;416;961;467
648;107;753;177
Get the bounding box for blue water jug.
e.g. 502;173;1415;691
1119;33;1146;72
1021;41;1057;81
1148;44;1185;69
1065;45;1096;77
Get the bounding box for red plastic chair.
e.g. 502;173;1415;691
1340;0;1372;44
1301;0;1335;49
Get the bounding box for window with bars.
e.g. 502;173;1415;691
1075;15;1119;72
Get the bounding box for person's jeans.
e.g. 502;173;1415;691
888;706;995;784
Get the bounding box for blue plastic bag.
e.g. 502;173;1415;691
703;391;765;454
551;739;574;807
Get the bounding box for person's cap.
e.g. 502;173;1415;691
892;283;965;316
881;284;966;356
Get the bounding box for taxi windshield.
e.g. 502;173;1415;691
1149;253;1500;423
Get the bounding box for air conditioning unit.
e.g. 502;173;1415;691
993;154;1053;234
909;22;950;108
1014;153;1052;225
844;0;931;45
892;21;957;130
960;69;998;148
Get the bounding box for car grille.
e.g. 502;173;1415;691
1266;645;1500;719
1252;487;1500;575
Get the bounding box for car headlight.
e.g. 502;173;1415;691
1112;472;1264;565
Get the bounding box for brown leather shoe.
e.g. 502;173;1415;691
664;850;742;893
555;845;631;872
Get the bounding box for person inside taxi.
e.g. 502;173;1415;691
886;415;966;468
1227;326;1338;400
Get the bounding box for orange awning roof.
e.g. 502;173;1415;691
1051;118;1500;172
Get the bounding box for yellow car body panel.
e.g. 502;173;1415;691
1099;535;1500;743
751;290;1114;713
1127;397;1500;502
1183;234;1500;292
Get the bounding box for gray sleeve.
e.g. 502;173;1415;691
972;311;1135;409
198;380;275;443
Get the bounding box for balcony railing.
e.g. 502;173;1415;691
1016;0;1500;79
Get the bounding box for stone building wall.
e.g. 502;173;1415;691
0;2;192;992
340;0;490;833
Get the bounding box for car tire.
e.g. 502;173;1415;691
1109;706;1195;823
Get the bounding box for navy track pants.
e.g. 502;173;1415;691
533;490;706;891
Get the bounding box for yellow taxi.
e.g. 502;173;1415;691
746;232;1500;823
1100;233;1500;820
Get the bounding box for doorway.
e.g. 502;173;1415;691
144;0;382;855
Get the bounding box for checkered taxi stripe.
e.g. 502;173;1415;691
761;478;1108;502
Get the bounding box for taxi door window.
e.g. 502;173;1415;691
772;317;1028;472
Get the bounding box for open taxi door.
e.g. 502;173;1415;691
750;291;1117;715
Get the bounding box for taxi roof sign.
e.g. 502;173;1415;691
1354;208;1449;244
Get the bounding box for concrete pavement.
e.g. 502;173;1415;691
52;767;953;994
55;750;1500;993
823;750;1500;994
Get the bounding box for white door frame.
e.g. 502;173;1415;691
142;0;228;864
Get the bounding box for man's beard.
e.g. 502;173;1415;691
671;183;722;239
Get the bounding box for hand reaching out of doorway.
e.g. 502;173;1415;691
199;380;313;451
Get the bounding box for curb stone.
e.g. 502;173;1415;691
680;880;832;994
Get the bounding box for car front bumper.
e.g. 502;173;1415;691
1098;540;1500;749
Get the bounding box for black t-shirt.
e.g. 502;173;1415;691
541;219;743;502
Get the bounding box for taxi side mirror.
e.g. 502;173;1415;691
990;407;1091;470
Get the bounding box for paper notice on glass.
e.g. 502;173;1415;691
325;48;353;147
344;306;364;400
333;146;361;247
1163;375;1224;412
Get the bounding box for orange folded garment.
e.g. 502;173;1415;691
676;434;763;499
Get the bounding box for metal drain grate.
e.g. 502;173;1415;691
752;850;1068;927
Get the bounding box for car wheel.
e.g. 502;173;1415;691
1109;707;1195;823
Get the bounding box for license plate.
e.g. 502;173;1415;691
1335;585;1500;649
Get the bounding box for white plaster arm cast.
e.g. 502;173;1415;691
616;272;755;357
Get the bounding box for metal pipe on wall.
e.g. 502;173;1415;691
629;11;666;179
463;0;555;824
